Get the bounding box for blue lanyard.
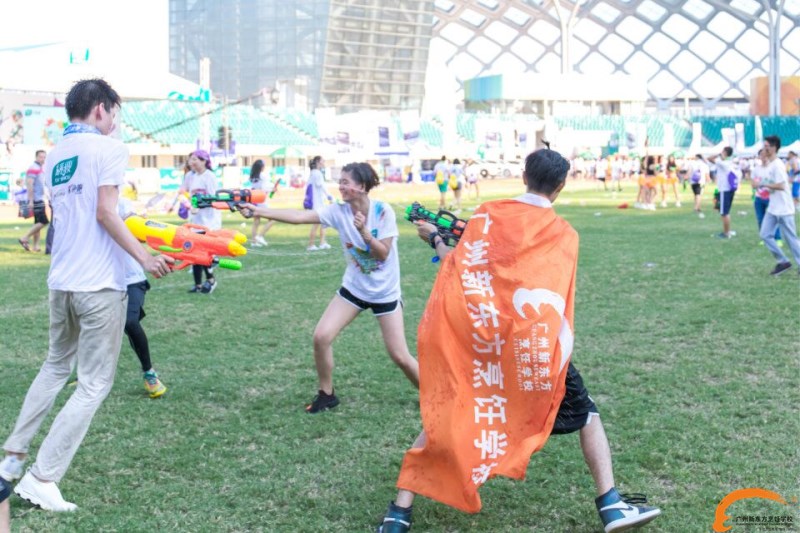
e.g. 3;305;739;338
63;123;101;136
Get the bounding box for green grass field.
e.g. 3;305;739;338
1;180;798;532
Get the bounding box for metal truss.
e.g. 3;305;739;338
431;0;800;107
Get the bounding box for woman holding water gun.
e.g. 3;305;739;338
177;150;222;293
241;162;419;414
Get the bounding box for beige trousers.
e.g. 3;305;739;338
4;289;126;482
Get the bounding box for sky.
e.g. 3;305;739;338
0;0;169;74
1;0;797;109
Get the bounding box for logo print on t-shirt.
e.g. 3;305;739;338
52;156;79;186
345;242;381;275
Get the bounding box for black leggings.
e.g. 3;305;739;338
125;280;152;372
192;265;214;286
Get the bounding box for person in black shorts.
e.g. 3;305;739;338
18;150;49;252
378;147;660;533
240;162;418;413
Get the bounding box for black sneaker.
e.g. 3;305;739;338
200;280;217;294
770;262;792;276
306;389;339;413
188;285;201;293
377;502;412;533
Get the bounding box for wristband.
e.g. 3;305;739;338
428;231;440;249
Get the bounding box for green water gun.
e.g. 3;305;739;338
404;202;468;247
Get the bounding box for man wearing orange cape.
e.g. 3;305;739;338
378;149;660;533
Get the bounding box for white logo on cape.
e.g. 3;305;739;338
512;288;573;372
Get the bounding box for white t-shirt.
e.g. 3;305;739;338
715;157;740;192
308;169;328;211
764;158;795;216
690;160;708;186
466;163;478;183
118;198;147;286
46;131;130;291
182;170;221;229
751;162;770;201
433;161;449;179
451;163;465;185
611;160;622;179
596;160;606;178
318;200;401;303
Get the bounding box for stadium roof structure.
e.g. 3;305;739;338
430;0;800;109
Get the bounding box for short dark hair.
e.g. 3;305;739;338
35;150;46;157
341;162;380;192
309;155;323;170
523;148;569;195
65;79;121;121
764;135;781;150
722;146;733;157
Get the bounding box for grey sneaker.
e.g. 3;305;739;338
0;455;24;482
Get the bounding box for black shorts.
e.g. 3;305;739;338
33;201;49;225
126;280;150;324
551;363;599;435
691;183;703;196
337;286;402;316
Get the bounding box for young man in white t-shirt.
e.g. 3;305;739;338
0;79;171;512
759;135;800;276
708;147;740;238
241;162;418;414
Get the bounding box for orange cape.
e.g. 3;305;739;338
397;198;579;513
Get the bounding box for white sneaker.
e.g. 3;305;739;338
307;245;319;251
660;201;667;208
675;201;682;207
318;242;331;250
698;212;705;219
14;471;77;512
0;455;24;481
255;236;268;246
